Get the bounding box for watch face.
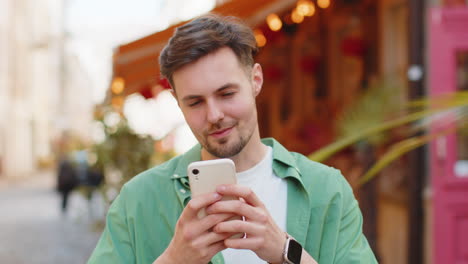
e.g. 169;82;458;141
287;239;302;264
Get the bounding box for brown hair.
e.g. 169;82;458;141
159;14;258;89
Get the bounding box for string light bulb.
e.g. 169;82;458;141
296;0;315;17
111;77;125;94
318;0;331;9
254;29;267;47
291;8;305;23
266;13;282;32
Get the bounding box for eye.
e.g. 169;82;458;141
222;92;235;97
188;100;202;107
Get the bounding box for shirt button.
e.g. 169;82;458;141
179;189;186;194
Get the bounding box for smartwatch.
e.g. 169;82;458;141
283;234;302;264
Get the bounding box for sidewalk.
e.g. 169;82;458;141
0;170;103;264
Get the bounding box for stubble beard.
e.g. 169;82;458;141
202;123;253;158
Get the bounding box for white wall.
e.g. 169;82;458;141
0;0;94;178
2;0;36;177
63;53;94;140
0;0;11;174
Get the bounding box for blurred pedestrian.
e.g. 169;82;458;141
56;155;78;213
82;164;104;200
74;149;89;184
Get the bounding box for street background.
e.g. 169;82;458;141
0;170;101;263
1;0;468;263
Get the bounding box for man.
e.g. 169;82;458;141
88;14;377;264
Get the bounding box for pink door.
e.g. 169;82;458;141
429;8;468;264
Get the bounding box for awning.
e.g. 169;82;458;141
110;0;297;99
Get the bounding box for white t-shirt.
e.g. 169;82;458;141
221;146;288;264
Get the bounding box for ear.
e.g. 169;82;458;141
251;63;263;97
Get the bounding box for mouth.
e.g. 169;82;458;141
208;127;233;139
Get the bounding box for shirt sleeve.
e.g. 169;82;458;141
334;176;378;264
87;187;135;264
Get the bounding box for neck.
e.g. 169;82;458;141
201;126;268;172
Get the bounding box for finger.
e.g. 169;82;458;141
184;239;227;263
193;229;233;247
206;240;228;259
206;200;266;222
216;184;263;207
213;219;265;237
179;213;235;242
199;213;235;231
224;236;265;250
182;192;222;220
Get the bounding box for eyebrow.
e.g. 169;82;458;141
181;83;239;102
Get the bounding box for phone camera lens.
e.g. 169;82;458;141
192;169;199;175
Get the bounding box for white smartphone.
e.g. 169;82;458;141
188;159;244;238
188;158;238;219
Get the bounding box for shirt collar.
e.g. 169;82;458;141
265;138;305;186
171;138;304;184
171;143;201;181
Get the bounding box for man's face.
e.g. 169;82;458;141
172;47;263;158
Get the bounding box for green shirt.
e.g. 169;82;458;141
88;138;377;264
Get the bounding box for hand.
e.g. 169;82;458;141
205;184;286;264
154;192;234;264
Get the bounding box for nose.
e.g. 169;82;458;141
206;100;224;124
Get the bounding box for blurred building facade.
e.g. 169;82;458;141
0;0;94;179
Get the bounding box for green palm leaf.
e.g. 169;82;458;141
308;90;468;163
